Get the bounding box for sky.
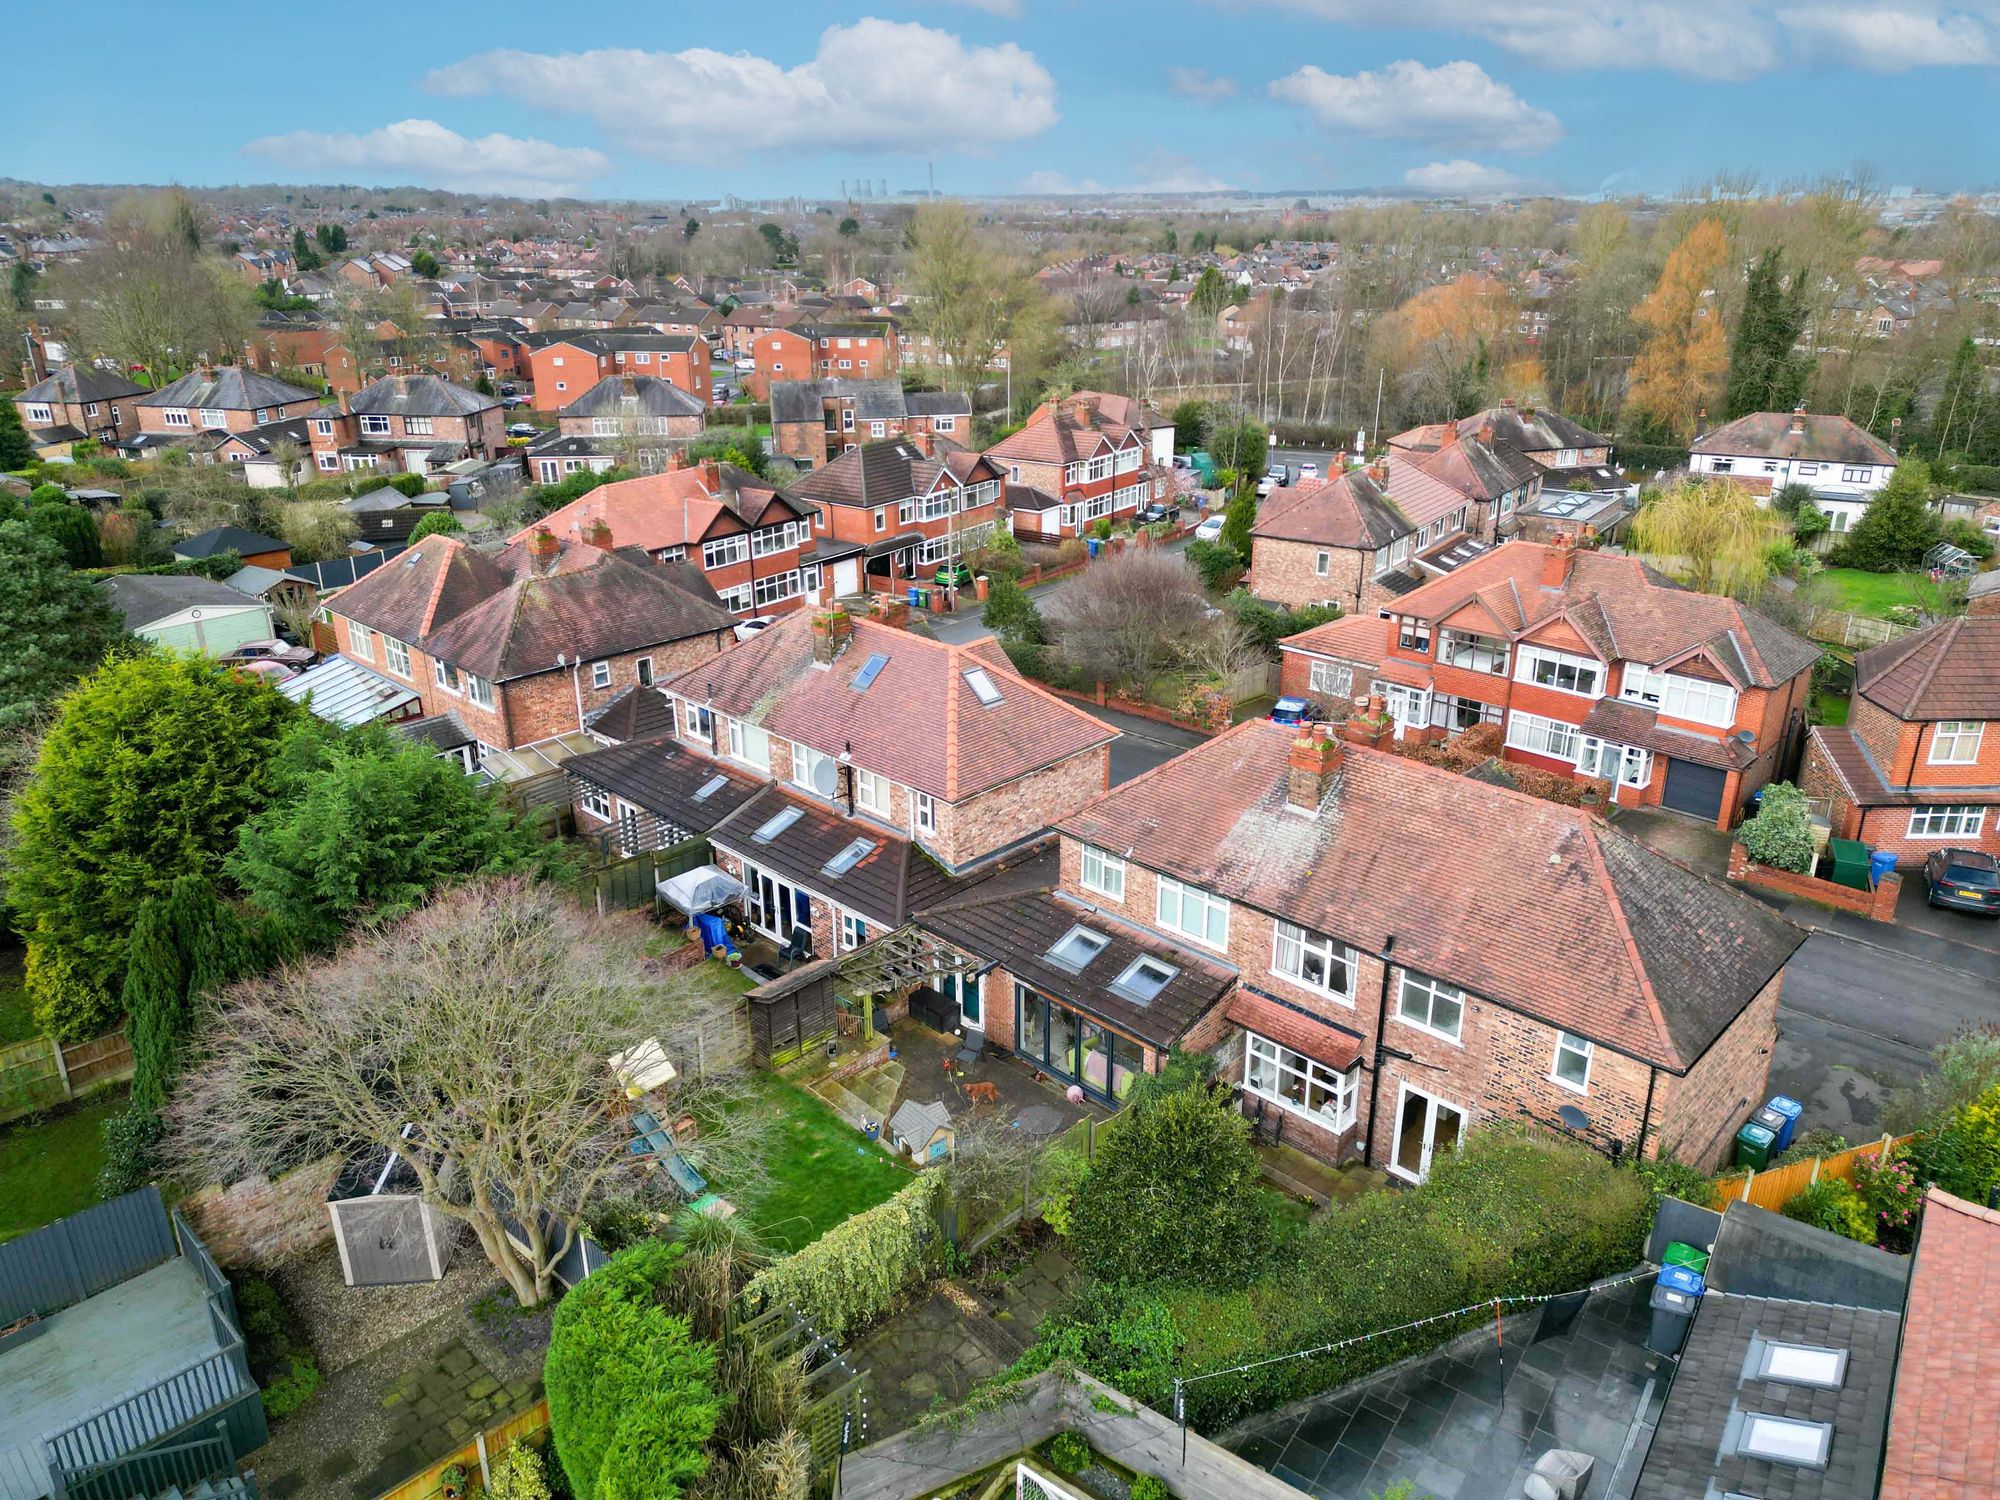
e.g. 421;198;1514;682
12;1;2000;202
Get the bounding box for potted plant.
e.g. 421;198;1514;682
439;1463;468;1500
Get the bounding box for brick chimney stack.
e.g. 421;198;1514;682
1339;695;1395;750
1367;454;1389;483
1286;724;1344;812
1788;403;1807;437
811;607;855;666
1541;534;1576;590
527;526;559;564
582;516;614;550
1441;421;1460;448
699;458;721;492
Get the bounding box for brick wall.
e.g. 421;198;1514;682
1727;841;1902;920
1248;537;1377;613
180;1158;342;1271
1651;969;1782;1171
1853;803;2000;868
935;745;1110;868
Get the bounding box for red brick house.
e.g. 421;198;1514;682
1277;538;1819;827
912;716;1801;1169
984;395;1165;540
318;530;736;764
522;332;709;411
13;365;147;451
1248;454;1482;613
134;367;321;439
1386;417;1546;538
1801;598;2000;867
787;435;1003;590
518;375;710;482
525;457;822;617
769;378;971;468
749;323;897;399
307;374;505;477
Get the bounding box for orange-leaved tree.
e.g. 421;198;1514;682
1628;217;1730;440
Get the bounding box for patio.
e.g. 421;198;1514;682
872;1018;1108;1143
1230;1275;1666;1500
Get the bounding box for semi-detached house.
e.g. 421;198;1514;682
909;715;1801;1172
560;607;1115;966
787;435;1003;592
1277;538;1819;828
984;394;1164;541
1689;408;1897;536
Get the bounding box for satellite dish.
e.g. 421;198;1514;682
810;756;840;797
1557;1104;1591;1133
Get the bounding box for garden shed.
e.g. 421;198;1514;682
325;1131;459;1288
745;957;842;1065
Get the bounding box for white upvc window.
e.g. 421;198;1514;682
24;403;52;424
1156;876;1229;950
1079;845;1125;902
197;408;228;429
1396;969;1465;1043
727;718;771;771
383;636;411;677
465;674;494;709
1929;721;1984;766
1272;920;1355;1003
591;660;611;689
360;414;392;436
682;701;713;740
840;912;868;952
1622;665;1737;727
1438;629;1509;675
1908;804;1985;839
1243;1033;1358;1132
1308;660;1353;699
753;570;804;608
792;741;833;794
405;416;434;436
581;785;610;819
1314;550;1330;577
434;659;462;694
716;583;754;614
1551;1031;1594;1093
912;791;938;837
854;768;890;816
162;408;191;429
702;534;750;569
1576;736;1653;789
1505;710;1581;762
348;622;376;661
1516;644;1603;698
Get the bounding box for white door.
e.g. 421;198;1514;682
833;557;861;598
1390;1083;1466;1182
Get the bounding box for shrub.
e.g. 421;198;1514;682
545;1239;720;1500
1738;781;1815;873
1942;518;1994;561
1772;1127;1850;1166
1850;1147;1920;1250
1634;1153;1714;1209
1184;539;1242;593
1131;1476;1171;1500
1049;1433;1090;1473
25;939;118;1042
1067;1078;1269;1288
233;1271;323;1421
982;576;1047;643
96;1105;165;1198
1090;517;1114;541
1035;1146;1090;1237
487;1442;553;1500
384;472;430;498
743;1172;942;1341
407;512;464;544
1887;1027;2000;1135
1781;1178;1873;1242
1909;1081;2000;1204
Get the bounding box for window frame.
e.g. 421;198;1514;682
726;718;771;772
1243;1033;1358;1132
1079;844;1125;902
1155;875;1229;951
854;767;891;817
912;790;938;837
1516;644;1603;698
1929;721;1984;766
590;660;611;689
1551;1031;1593;1093
1307;660;1353;699
1272;920;1356;1004
580;785;611;819
1395;969;1465;1044
1908;804;1985;839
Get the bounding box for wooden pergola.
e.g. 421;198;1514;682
742;925;985;1064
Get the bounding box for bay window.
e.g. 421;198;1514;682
1505;711;1581;762
1156;876;1229;949
702;534;750;570
1272;921;1354;1002
1396;970;1465;1042
1244;1034;1358;1131
1576;736;1653;788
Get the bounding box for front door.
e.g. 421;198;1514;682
1391;1085;1466;1182
940;971;982;1030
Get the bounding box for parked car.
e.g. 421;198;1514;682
1298;461;1321;482
501;393;530;408
1257;464;1290;497
506;422;539;439
499;383;519;397
1269;696;1322;727
222;638;314;668
1194;515;1225;542
1136;501;1177;525
732;615;778;642
1923;848;2000;915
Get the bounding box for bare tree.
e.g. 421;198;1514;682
168;878;730;1307
1046;547;1212;691
1184;612;1267;691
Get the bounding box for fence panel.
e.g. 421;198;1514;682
0;1187;174;1325
0;1029;134;1127
1709;1133;1910;1213
370;1400;550;1500
61;1033;135;1094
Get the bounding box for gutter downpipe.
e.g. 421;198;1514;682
1362;933;1397;1168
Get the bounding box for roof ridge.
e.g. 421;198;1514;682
1579;821;1680;1067
1895;615;1961;718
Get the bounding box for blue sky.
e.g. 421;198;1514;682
13;2;1999;201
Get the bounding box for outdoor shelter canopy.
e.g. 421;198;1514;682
659;864;746;915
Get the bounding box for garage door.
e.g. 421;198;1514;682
1662;758;1727;821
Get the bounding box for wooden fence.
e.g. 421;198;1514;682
590;836;713;916
0;1030;134;1127
371;1400;550;1500
1808;611;1914;649
1708;1133;1913;1213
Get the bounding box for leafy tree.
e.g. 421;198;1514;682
291;228;323;272
1631;476;1785;596
1629;218;1730;440
683;218;700;240
27;503;102;569
1219;483;1259;561
0;521;124;729
474;372;494;396
1723;249;1812;420
407;511;465;543
410;248;440;278
229;719;539;948
1834;460;1939;572
1190;267;1229;320
981;576;1046;642
1067;1074;1269;1286
313;223;347;254
837;217;860;238
544;1239;721;1500
276;498;357;562
904;203;1060;395
1206;414;1267;476
10;653;298;1000
683;433;766;481
1170;399;1212;452
0;400;34;470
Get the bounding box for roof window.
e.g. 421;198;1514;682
1756;1342;1847;1390
964;668;1004;707
851;652;889;691
1045;925;1109;973
1110;956;1177;1005
1737;1414;1831;1469
752;806;805;844
693;774;729;802
821;838;877;878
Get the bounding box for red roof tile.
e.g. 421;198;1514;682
1226;990;1363;1070
1857;616;2000;721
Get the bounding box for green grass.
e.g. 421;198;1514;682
1820;567;1924;619
681;957;757;1004
723;1073;912;1254
1815;692;1851;727
0;946;34;1046
0;1087;127;1242
1256;1184;1316;1249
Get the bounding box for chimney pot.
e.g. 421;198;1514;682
1368;455;1389;483
1286;724;1344;811
527;526;559;561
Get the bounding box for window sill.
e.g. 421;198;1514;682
1244;1085;1356;1136
1549;1073;1591;1097
1270;972;1358;1008
1393;1014;1464;1048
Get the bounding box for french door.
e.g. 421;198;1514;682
939;971;982;1030
746;863;810;941
1390;1084;1466;1182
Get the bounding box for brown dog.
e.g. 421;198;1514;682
964;1081;1000;1108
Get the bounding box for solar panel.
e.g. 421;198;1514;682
692;774;729;802
752;805;805;843
851;652;890;691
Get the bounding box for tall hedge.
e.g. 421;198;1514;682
544;1240;721;1500
744;1171;941;1340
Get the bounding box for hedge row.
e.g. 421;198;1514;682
742;1171;943;1341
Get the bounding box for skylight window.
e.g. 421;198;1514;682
1110;956;1177;1004
1738;1414;1831;1469
752;806;805;844
1758;1343;1847;1390
964;668;1004;707
1045;925;1109;973
851;652;890;691
821;838;877;878
693;774;729;802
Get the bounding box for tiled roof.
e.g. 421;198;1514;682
1278;612;1387;671
1401;431;1542;502
140;367;317;411
1455;402;1609;455
767;378;949;425
658;612;1114;804
1057;719;1803;1069
1880;1190;2000;1500
711;785;963;929
1855;616;2000;721
1387;544;1819;688
789;437;997;509
351;374;497;418
1581;699;1755;770
1225;989;1363;1070
1802;725;1994;809
562;375;706;419
563;738;762;834
525;463;803;554
1252;469;1413;550
983;400;1143;467
1692;411;1897;465
173;526;288;559
17;366;146;404
585;684;679;744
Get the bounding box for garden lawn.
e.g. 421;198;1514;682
0;947;33;1045
1821;568;1923;619
725;1074;911;1254
679;957;757;1006
1815;693;1851;727
0;1087;127;1241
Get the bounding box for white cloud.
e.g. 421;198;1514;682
428;20;1058;161
1169;66;1239;100
1270;59;1561;152
241;119;610;196
1777;6;1996;68
1021;170;1108;195
1403;159;1528;194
